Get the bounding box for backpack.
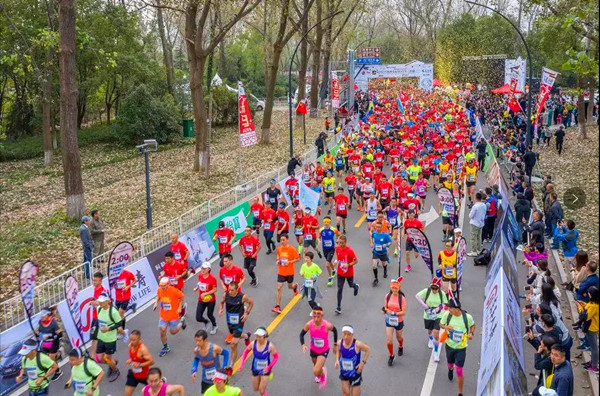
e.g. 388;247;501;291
83;357;99;383
424;287;447;306
474;249;491;266
445;309;470;333
22;352;51;376
382;292;405;312
97;306;121;328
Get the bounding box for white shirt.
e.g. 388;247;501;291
469;202;487;228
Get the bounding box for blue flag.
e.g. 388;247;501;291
397;97;404;114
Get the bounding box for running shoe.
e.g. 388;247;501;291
448;369;454;381
51;369;63;381
210;325;218;335
405;264;412;272
353;283;360;296
181;302;187;317
293;283;299;296
397;347;403;356
181;317;187;330
372;279;379;287
335;307;342;315
583;362;592;369
108;369;120;382
383;268;388;278
428;338;433;349
586;366;599;374
327;278;334;287
331;270;336;278
433;347;440;363
343;229;347;234
225;333;233;344
314;376;320;383
122;328;130;344
394;249;398;256
266;250;272;255
94;354;102;364
159;345;170;357
388;356;395;366
317;251;323;259
271;305;282;314
129;302;137;314
319;367;327;390
245;332;252;346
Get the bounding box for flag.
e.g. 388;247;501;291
64;276;86;351
237;81;258;147
396;97;404;114
405;227;434;275
19;260;38;337
533;67;559;129
507;62;523;113
296;100;307;115
107;241;134;295
361;100;374;122
331;71;340;109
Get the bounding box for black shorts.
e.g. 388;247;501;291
115;300;129;311
339;374;362;387
325;192;335;198
303;238;316;248
126;370;148;387
442;217;452;225
356;190;363;197
277;274;295;284
336;166;344;172
380;199;389;208
227;323;245;338
310;349;329;359
324;249;335;263
252;218;262;227
405;240;416;251
442;277;457;284
244;257;257;269
466;181;476;188
201;381;212;394
372;252;389;262
424;318;441;331
336;213;347;219
423;174;431;180
385;321;404;331
445;345;467;367
96;340;117;355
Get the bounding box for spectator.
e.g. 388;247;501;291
524;210;546;246
482;187;498;243
536;302;572;359
315;131;327;157
523;147;538;184
575;261;599;302
524;183;535;203
580;286;599;374
546;193;564;242
564;250;588;291
552;220;579;267
515;193;531;244
324;117;331;131
554;126;566;155
90;210;107;259
79;216;94;279
531;335;558;396
286;154;302;176
550;344;573;396
476;139;487;170
467;192;486;256
527;314;563;354
524;244;548;266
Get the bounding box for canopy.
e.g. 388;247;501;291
433;78;444;87
491;84;523;94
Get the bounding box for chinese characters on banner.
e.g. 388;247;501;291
507;61;523;113
331;72;340;109
238;81;258;147
533;67;559;132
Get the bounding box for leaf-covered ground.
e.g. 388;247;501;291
536;125;599;254
0;110;327;299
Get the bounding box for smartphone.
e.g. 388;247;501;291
524;285;531;291
525;325;532;333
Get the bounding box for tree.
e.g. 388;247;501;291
156;0;176;97
58;0;86;220
308;0;322;117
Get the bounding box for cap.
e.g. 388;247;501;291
270;179;276;184
81;216;91;223
304;207;312;214
447;299;461;309
96;293;110;303
278;202;286;208
454;227;462;234
390;276;403;285
341;325;354;334
254;327;268;337
201;261;211;269
40;307;52;317
213;371;229;382
218;221;225;228
18;342;37;356
159;277;170;285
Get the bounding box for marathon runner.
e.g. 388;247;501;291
275;202;290;243
334;235;360;313
239;327;279;396
261;204;277;255
299;252;323;310
438;241;458;294
239;226;261;287
124;330;154;396
370;220;392;286
219;254;246;293
153;277;187;357
322;171;336;213
299;306;338;390
364;194;381;233
170;233;191;274
318;216;340;285
272;235;300;314
94;293;122;381
334;151;345;179
383;278;407;366
284;175;300;207
334;325;370;396
213;221;235;267
142;367;185;395
113;266;137;339
65;348;104;396
247;197;264;236
344;170;357;209
415;278;448;362
383;198;401;256
413;172;431;209
90;272;109;358
218;282;253;364
462;158;478;207
334;186;350;234
292;206;304;246
194;261;218;334
161;251;187;292
16;338;59;396
203;368;242;396
36;307;64;380
191;330;229;395
301;208;321;258
401;210;426;272
265;179;282;210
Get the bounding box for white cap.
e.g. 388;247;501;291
213;371;228;382
254;328;268;337
159;277;170;285
96;293;110;303
18;343;37;356
201;261;211;269
341;325;354;334
454;228;462;234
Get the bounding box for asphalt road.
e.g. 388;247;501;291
21;171;523;396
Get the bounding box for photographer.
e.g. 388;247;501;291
531;335;558;396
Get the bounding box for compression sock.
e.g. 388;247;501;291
298;245;304;254
387;342;394;356
399;338;404;348
373;268;378;280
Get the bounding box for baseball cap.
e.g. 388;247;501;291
81;216;91;223
96;293;110;303
159;277;170;285
218;221;225;228
200;261;211;269
40;307;52;317
278;202;286;208
213;371;229;383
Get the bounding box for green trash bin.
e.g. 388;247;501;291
183;119;194;138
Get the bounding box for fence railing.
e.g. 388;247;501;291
0;130;344;332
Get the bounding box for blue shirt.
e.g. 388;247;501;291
371;232;392;255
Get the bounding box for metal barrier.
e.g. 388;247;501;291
0;132;342;331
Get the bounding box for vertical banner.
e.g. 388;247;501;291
299;182;320;215
455;155;465;181
507;61;523;113
437;187;456;227
238;81;258;147
63;276;85;351
331;72;340;109
19;260;38;337
405;227;433;274
456;237;467;289
533;67;559;131
107;241;134;294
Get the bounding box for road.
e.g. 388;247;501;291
19;171;524;396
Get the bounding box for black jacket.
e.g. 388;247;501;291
287;157;302;175
514;198;531;222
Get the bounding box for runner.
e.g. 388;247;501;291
334;325;370;396
203;368;242;396
438;192;456;242
239;327;279;396
301;208;321;258
413;172;431;209
153;277;186;357
401;210;426;272
170;233;191;274
406;159;422;185
344;170;357;210
383;278;407;366
218;282;253;364
161;251;187;291
299;306;338;390
334;151;345;179
90;272;109;359
334;235;360;313
218;254;246;293
272;234;300;314
415;278;448;362
383;198;401;256
402;192;421;214
275;202;290;243
322;171;337;213
462;158;478;206
334;186;350;234
309;180;323;216
65;348;104;396
239;226;261;287
95;293;122;381
124;330;154;396
16;338;59;396
260;204;277;254
376;175;393;209
284;174;300;207
370;220;392;286
292;206;304;246
318;216;340;285
114;267;137;339
440;299;476;396
194;261;218;334
142;367;185;395
265;179;282;210
36;307;64;380
438;241;458;294
364;194;381;233
300;252;323;310
191;330;230;395
247;197;264;236
213;221;235;267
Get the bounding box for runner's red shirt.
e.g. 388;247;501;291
115;270;136;302
250;203;264;219
196;273;217;303
239;235;260;257
378;181;393;200
261;208;276;232
334;194;349;215
335;245;357;277
170;241;189;263
403;198;421;213
214;228;235;254
344;174;357;190
219;265;244;291
276;209;290;232
303;215;319;238
163;260;186;289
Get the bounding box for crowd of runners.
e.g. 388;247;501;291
18;85;496;396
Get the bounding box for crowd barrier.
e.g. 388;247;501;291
0;128;347;396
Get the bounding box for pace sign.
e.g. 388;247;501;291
356;47;381;65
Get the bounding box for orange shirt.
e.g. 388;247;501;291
276;245;300;276
157;286;184;321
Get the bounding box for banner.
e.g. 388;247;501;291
181;224;216;270
63;276;85;350
506;59;523;113
503;269;525;370
19;260;38;336
533;67;558;131
405;227;433;274
238;81;258;147
204;201;251;252
331;72;340;109
299;182;320;215
456;237;467;288
455;156;465;181
437;187;456;227
107;241;134;292
504;58;526;92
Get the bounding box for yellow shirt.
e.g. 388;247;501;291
465;165;477;183
324;154;334;167
323;177;336;193
584;302;599;332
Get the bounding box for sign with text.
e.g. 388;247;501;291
405;227;433;274
107;241;134;292
238;81;258;147
356;47;380;59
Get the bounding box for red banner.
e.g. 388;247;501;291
507;63;523;113
238;81;258;147
533;67;558;130
331;72;340;109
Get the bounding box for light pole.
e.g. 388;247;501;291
288;11;343;159
465;0;534;146
136;139;158;229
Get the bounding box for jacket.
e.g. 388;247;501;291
534;352;553;387
514;198;531;222
547;201;564;224
575;274;599;302
550;360;573;396
525;220;545;237
79;224;94;250
552;226;579;258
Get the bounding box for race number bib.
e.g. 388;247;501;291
341;359;355;371
444;266;455;277
169;278;178;285
116;280;126;289
337;204;346;211
223;276;233;285
279;258;288;266
324;240;333;248
304;234;313;241
386;314;399;326
161;303;172;311
312;338;325;348
218;237;228;244
227;312;240;325
174;252;181;260
205;368;216;381
368;210;377;218
198;282;207;292
304;278;314;288
451;330;465;343
254;359;268;371
26;367;37;380
244;245;254;253
375;244;383;252
74;380;87;393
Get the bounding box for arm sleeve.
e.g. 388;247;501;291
240;347;250;368
332;326;338;343
415;293;429;309
265;352;279;372
300;329;308;346
220;348;230;367
191;357;200;374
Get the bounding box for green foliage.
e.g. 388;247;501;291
113;85;180;144
221;30;266;97
208;85;255;127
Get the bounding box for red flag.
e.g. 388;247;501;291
508;97;523;113
238;81;257;147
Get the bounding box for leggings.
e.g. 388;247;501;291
264;234;276;251
196;301;217;327
337;276;356;308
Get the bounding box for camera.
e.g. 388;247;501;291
524;285;531;291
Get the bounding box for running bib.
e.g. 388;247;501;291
337;204;346;211
417;185;425;194
269;197;276;203
131;365;143;374
386;314;399;326
348;185;355;190
116;279;126;289
341;359;355;372
26;367;37;380
227;312;240;325
294;228;303;236
218;237;228;244
381;188;388;195
198;283;207;292
205;368;216;381
444;266;455;277
368;210;377;218
324;240;333;248
389;217;397;226
244;245;253;253
223;276;233;285
161;303;172;311
304;278;314;288
254;359;268;371
169;278;178;285
74;380;87;393
312;338;325;348
425;308;438;320
468;174;475;182
279;258;289;266
174;252;182;260
451;330;465;343
253;211;259;217
42;339;53;349
304;234;313;241
375;244;383;252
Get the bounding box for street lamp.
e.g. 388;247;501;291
465;0;534;146
136;139;158;229
288;11;344;159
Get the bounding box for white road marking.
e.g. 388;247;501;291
419;349;439;396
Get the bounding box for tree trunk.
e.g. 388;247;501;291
586;77;595;127
156;0;175;97
319;16;332;109
261;45;284;144
42;0;56;167
58;0;86;220
295;0;309;127
577;74;587;138
77;95;86;129
309;0;323;117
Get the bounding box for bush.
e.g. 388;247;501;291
113;84;180;144
208;85;255;127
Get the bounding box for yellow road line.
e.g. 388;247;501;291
232;294;302;374
354;213;366;228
